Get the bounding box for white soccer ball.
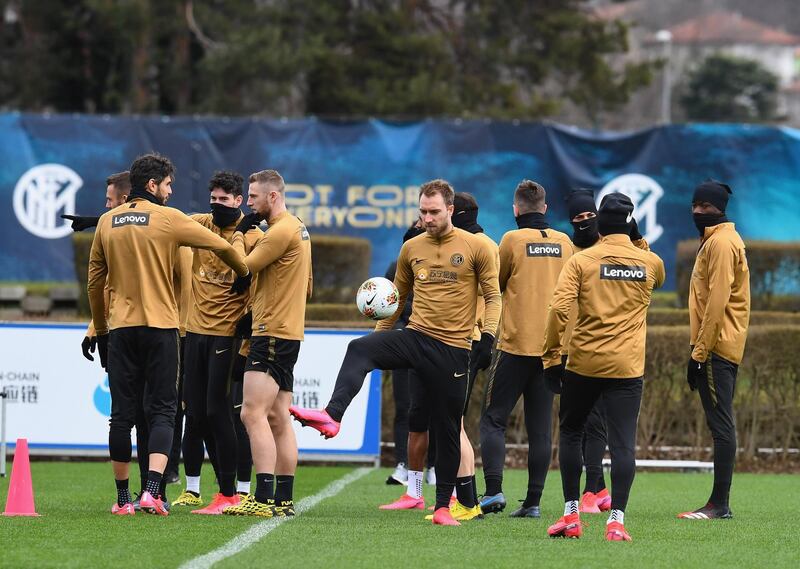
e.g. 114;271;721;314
356;277;399;320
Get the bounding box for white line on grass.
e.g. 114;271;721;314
179;467;372;569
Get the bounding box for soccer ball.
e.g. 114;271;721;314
356;277;399;320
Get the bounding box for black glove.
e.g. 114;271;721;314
81;335;97;361
629;217;642;241
230;272;253;295
235;312;253;339
687;357;706;391
473;332;494;371
96;334;109;370
543;362;565;394
61;214;100;232
235;213;262;234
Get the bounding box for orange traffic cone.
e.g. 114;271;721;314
3;438;40;516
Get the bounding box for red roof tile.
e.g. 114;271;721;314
668;10;799;45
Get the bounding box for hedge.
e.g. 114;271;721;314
676;239;800;311
646;308;800;327
382;325;800;469
72;232;372;316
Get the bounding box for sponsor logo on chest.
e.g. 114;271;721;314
526;243;562;257
112;212;150;227
600;264;646;282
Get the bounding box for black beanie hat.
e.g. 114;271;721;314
566;189;597;220
597;192;634;236
692;179;732;213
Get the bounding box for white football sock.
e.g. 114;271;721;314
237;480;251;494
608;509;624;525
186;475;201;494
407;470;423;499
564;500;579;516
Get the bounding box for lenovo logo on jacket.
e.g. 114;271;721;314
112;212;150;227
526;243;562;257
600;264;646;282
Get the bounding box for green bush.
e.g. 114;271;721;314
305;303;371;328
381;325;800;468
310;235;371;304
676;239;800;311
647;308;800;327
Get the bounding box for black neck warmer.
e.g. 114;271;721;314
128;188;163;206
515;211;549;230
211;203;241;228
694;213;729;236
452;209;483;234
571;217;599;248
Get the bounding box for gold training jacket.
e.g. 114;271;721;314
232;211;312;341
88;198;249;334
497;227;574;356
472;232;500;341
186;213;262;337
543;234;666;378
689;222;750;364
376;227;501;350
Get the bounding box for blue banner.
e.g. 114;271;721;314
2;113;799;289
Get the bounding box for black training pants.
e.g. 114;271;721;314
479;351;554;504
559;371;643;512
326;329;469;510
582;398;608;494
183;332;238;495
108;327;179;463
697;353;738;508
390;368;411;464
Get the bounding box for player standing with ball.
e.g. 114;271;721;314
290;179;500;526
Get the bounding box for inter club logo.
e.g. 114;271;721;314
13;164;83;239
598;174;664;244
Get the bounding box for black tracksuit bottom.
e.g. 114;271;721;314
559;370;643;512
479;351;553;505
697;353;739;509
108;327;179;471
326;329;469;510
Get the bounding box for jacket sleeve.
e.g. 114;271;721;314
172;212;249;277
177;247;194;335
232;224;293;274
498;234;512;294
692;241;735;362
475;239;501;337
542;256;582;368
376;244;413;331
87;225;109;334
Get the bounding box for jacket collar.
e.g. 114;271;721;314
702;221;736;243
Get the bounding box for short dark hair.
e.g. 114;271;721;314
129;153;175;193
453;192;478;212
106;171;131;197
208;170;244;196
419;179;455;206
249;169;285;193
514;179;546;213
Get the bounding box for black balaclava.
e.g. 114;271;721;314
452;194;483;234
597;192;634;236
210;202;241;228
692;179;731;236
402;224;425;243
566;189;599;248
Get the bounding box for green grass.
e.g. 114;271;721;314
1;463;798;568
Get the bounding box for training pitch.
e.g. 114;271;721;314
0;463;797;568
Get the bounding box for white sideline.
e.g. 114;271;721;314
179;467;372;569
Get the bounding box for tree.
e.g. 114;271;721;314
680;54;779;123
0;0;657;121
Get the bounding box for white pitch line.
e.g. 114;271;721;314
179;467;371;569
